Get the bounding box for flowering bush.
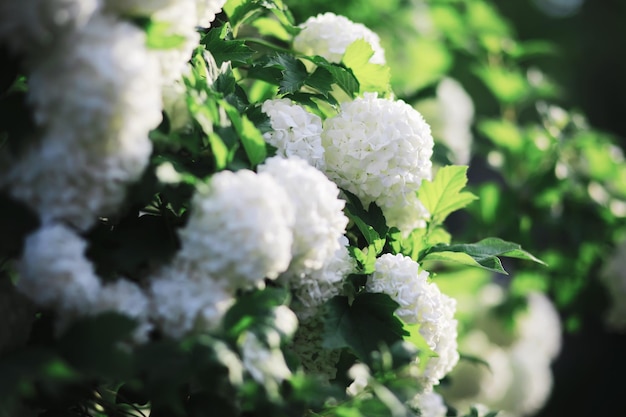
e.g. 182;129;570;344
2;1;622;417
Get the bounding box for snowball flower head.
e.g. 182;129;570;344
177;169;295;290
293;12;386;65
261;99;325;170
367;253;459;390
258;156;348;274
17;224;101;313
322;93;434;233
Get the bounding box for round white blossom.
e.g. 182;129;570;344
409;391;447;417
149;260;234;339
0;0;100;54
258;156;348;274
293;12;386;65
367;253;459;390
322;93;434;234
261;99;325;170
176;169;295;290
346;363;371;397
17;224;101;313
415;78;474;166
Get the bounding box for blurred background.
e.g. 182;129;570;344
285;0;626;415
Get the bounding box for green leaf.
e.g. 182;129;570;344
322;294;408;363
222;101;267;166
342;39;391;94
418;165;478;227
422;238;546;274
478;119;525;152
266;53;309;94
201;25;255;66
304;66;334;97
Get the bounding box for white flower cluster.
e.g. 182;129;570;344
415;77;475;166
177;168;295;289
599;239;626;331
366;253;459;390
258;156;348;275
261;99;325;170
322;93;434;234
409;391;448;417
17;224;154;340
440;284;562;417
1;11;162;231
293;12;386;65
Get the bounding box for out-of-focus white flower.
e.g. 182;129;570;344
195;0;226;27
409;391;447;417
17;224;101;313
240;332;292;386
148;260;234;339
415;78;474;166
439;330;513;409
367;253;459;390
258;156;348;274
261;99;325;170
4;14;161;230
176;169;295;290
346;363;371;397
600;239;626;331
288;315;340;382
293;12;386;65
290;236;355;319
90;279;153;342
322;93;433;235
0;0;100;54
492;341;554;416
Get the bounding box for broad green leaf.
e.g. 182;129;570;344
421;250;507;274
304;66;334;97
474;65;528;104
342;39;391;94
322;294;408;363
207;132;230;170
418;165;478;227
422;237;546;274
252;16;292;41
201;25;254;66
265;53;309;94
223;102;267;166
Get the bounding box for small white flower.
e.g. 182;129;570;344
258;156;348;274
322;93;434;235
177;169;295;290
293;12;386;65
261;99;325;170
346;363;371;397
